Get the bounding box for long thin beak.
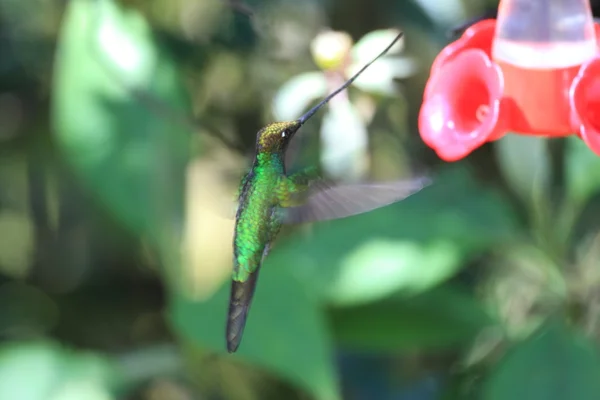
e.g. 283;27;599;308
297;31;404;126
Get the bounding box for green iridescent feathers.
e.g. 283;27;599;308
232;153;283;282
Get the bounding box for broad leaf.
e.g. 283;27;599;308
51;0;191;245
483;319;600;400
494;134;551;207
169;263;340;400
330;284;494;351
565;136;600;206
264;165;520;306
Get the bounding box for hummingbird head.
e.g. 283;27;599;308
255;120;302;153
255;30;405;155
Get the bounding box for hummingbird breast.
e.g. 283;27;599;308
233;167;283;282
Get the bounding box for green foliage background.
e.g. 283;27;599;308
2;0;600;399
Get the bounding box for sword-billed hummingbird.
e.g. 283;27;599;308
227;31;429;353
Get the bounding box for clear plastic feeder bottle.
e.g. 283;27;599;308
491;0;598;135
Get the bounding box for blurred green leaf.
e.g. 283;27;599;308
266;166;520;306
565;136;600;206
0;341;123;400
0;0;58;76
0;282;59;335
330;284;494;351
0;211;34;278
51;0;191;244
169;264;340;400
483;319;600;400
272;71;327;121
494;134;551;207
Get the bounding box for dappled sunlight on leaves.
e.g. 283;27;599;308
4;0;600;398
51;0;191;248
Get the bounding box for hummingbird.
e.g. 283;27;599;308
227;31;430;353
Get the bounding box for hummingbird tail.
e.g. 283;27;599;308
226;268;261;353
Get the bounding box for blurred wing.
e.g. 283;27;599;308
282;177;430;224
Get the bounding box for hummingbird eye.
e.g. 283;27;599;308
281;130;288;138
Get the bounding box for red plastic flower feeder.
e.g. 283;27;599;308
419;0;600;161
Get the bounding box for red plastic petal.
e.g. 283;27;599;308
594;22;600;49
570;56;600;156
429;19;496;78
419;49;504;161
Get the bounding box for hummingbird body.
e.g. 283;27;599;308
227;121;302;352
233;153;284;283
226;31;430;353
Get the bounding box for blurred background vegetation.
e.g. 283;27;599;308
4;0;600;399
